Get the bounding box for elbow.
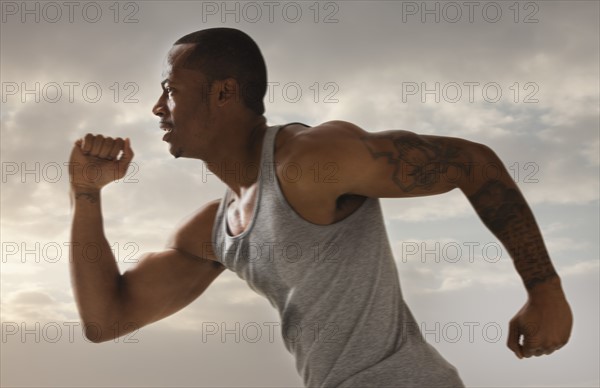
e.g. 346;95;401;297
80;281;125;343
82;318;139;344
82;321;112;343
81;316;134;343
81;293;125;343
469;141;504;175
475;143;504;165
82;286;141;343
460;142;505;196
474;141;500;163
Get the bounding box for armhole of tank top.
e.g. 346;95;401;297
218;123;311;241
211;187;231;262
268;122;376;231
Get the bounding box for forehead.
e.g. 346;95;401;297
161;44;206;82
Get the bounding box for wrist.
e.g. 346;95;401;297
527;275;564;299
70;186;102;207
70;184;102;194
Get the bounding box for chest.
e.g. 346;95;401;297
226;186;258;236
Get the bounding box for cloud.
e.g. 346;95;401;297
560;260;600;277
1;288;78;323
1;2;598;387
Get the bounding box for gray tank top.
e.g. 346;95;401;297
212;124;465;387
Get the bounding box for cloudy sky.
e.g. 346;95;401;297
1;1;598;387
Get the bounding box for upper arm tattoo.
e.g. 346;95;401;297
360;132;472;193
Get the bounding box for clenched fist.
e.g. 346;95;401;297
506;278;573;359
68;134;134;191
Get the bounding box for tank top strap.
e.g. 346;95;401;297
257;124;283;189
213;122;310;262
258;122;310;200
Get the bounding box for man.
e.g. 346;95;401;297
68;28;573;387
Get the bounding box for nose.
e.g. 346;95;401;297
152;93;168;118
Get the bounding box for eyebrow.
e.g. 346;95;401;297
161;79;178;88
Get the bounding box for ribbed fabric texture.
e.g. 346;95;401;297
212;124;465;387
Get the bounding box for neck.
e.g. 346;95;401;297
205;116;268;197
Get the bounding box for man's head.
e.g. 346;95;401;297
152;28;267;159
174;28;267;116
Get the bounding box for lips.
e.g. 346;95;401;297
160;122;174;141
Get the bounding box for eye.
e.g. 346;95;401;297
163;87;176;100
161;82;174;95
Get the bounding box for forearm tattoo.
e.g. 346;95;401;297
360;133;471;192
468;179;558;290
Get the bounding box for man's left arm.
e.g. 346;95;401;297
460;148;573;359
292;121;573;359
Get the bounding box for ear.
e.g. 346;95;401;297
217;78;240;106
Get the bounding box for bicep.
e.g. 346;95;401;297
118;249;225;329
116;199;225;330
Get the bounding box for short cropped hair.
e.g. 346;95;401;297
174;28;267;116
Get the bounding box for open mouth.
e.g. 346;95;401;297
161;125;173;141
160;122;174;140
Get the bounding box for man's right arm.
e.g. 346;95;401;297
69;134;225;343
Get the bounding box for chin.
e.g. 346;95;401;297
167;143;184;158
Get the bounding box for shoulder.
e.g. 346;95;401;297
278;120;365;147
273;121;373;198
276;120;369;164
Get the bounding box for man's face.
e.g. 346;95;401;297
152;44;214;159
